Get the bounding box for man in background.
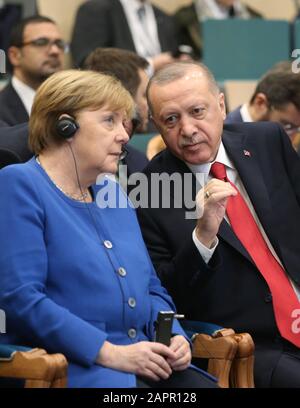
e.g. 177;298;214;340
71;0;182;72
0;15;66;125
226;62;300;152
84;47;150;178
175;0;260;58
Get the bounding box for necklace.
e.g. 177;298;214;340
35;156;89;202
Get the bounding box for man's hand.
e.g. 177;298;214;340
195;179;237;247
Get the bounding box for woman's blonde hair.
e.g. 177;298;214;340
29;69;134;154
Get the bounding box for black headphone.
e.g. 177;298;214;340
56;116;79;139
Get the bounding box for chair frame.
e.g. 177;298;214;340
191;328;255;388
0;348;67;388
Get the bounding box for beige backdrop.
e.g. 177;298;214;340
152;0;298;20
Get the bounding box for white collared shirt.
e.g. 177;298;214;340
188;141;300;299
196;0;248;20
240;103;253;122
11;76;35;115
119;0;161;59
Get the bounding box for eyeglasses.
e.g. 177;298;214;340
20;37;69;53
282;123;300;135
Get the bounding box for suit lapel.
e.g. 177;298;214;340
221;128;280;261
163;129;277;264
6;84;29;123
162;149;253;261
222;129;273;224
114;0;136;51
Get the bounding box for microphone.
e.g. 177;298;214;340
120;146;128;161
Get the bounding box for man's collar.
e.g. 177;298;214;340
240;103;254;122
186;140;235;182
214;141;235;170
119;0;149;12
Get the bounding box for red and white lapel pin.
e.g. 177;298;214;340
243;150;251;157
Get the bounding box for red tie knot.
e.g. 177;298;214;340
210;162;227;181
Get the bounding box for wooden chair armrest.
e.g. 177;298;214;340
230;333;255;388
192;333;238;388
0;348;67;388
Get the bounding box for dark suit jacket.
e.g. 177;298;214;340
225;106;243;124
174;3;261;58
124;144;148;175
71;0;180;67
0;124;148;175
0;83;29;126
0;120;8;127
136;122;300;386
0;123;32;169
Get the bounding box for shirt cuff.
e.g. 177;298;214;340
192;229;218;264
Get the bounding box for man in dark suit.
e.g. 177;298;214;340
226;62;300;153
0;16;66;126
0;123;32;168
174;0;260;58
0;122;146;176
71;0;180;70
135;61;300;387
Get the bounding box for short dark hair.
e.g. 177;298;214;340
83;48;149;98
250;62;300;110
146;61;219;115
9;15;56;48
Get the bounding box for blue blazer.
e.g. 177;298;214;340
0;159;186;388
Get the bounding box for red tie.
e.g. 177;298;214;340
210;162;300;347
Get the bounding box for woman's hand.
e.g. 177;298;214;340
97;341;176;381
166;335;192;371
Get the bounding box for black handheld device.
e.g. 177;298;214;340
154;311;175;346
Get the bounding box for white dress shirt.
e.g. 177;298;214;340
11;76;35;115
240;103;253;122
195;0;250;20
119;0;161;59
187;142;300;299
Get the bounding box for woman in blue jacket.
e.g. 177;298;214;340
0;69;215;388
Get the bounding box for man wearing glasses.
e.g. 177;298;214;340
226;61;300;154
0;16;67;126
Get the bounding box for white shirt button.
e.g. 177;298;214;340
118;267;127;277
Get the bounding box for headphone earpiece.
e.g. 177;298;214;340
56;116;79;139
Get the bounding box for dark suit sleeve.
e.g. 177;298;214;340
279;126;300;205
71;0;112;67
137;206;221;315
